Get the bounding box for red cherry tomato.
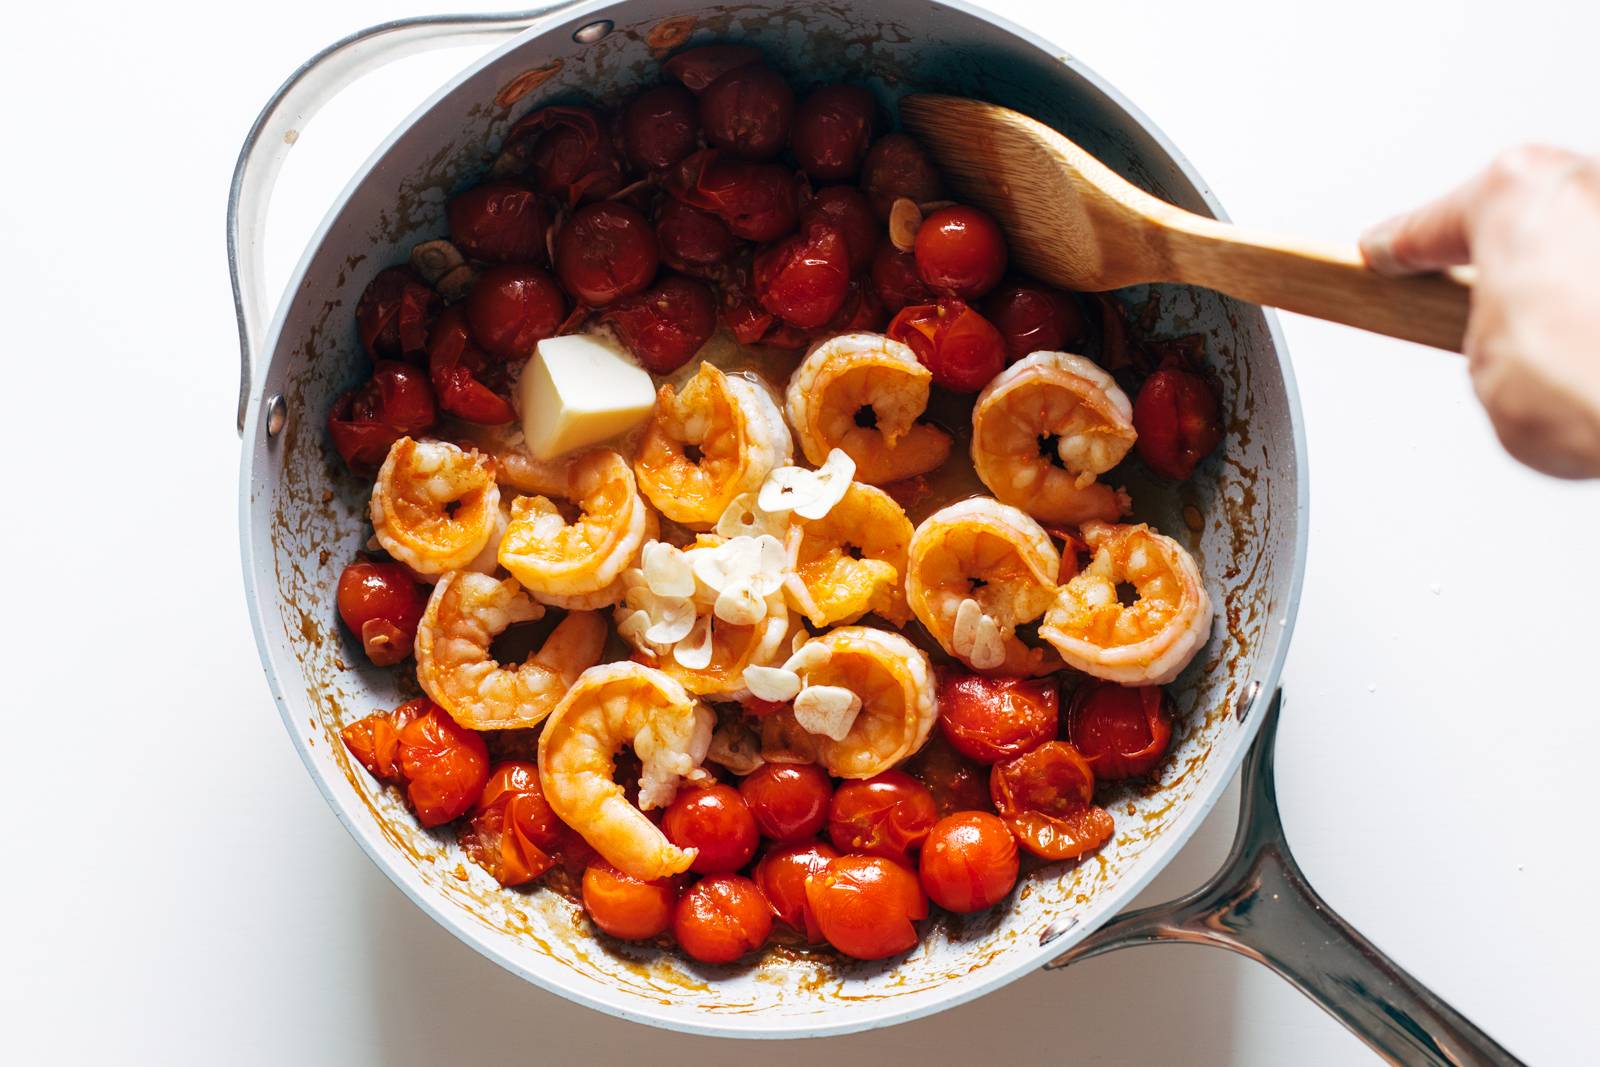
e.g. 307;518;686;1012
582;862;680;940
663;43;762;93
356;266;438;360
673;874;773;963
870;244;934;314
340;698;427;783
861;133;945;219
887;298;1006;392
913;205;1007;300
670;149;799;242
990;741;1114;861
790;84;877;181
661;784;760;874
372;700;490;828
824;280;888;334
801;185;880;273
335;558;426;666
753;219;851;329
459;761;560;886
447;182;550;263
428;307;516;424
937;672;1059;764
698;63;793;160
827;770;938;862
326;360;437;473
983;282;1086;361
464;264;566;362
804;855;927;960
718;256;777;346
555;202;660;307
600;273;716;374
1133;365;1224;480
740;763;833;843
753;840;838;941
620;84;700;171
905;734;993;817
1067;682;1175;780
502;105;624;206
654;198;738;277
918;811;1019;913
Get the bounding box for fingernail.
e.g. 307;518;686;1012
1359;217;1402;273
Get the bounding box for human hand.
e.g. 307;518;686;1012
1360;146;1600;479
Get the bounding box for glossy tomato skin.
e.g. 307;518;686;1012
460;761;561;886
914;205;1007;300
670;150;799;242
620;84;700;171
555;201;660;307
753;841;839;941
356;266;438;360
801;185;880;273
698;63;793;160
991;741;1115;861
502;105;625;205
919;811;1019;913
860;132;944;219
887;298;1007;393
804;855;927;960
600;273;716;374
394;701;491;828
905;733;994;816
753;219;851;329
870;245;934;314
790;84;877;181
340;698;427;783
583;862;680;940
673;874;773;963
740;763;833;843
428;307;516;424
464;264;566;362
447;182;549;263
654;198;738;277
663;44;762;94
336;559;426;666
938;672;1059;764
661;784;760;874
983;282;1086;361
327;360;437;473
1133;365;1224;480
824;280;888;334
827;770;939;862
1067;681;1175;780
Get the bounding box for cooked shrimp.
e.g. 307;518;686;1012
538;662;715;881
784;482;913;627
905;497;1062;676
785;332;953;485
437;418;585;498
650;609;796;701
370;437;500;575
1040;520;1212;685
971;350;1134;525
634;363;793;528
497;449;650;604
414;570;607;730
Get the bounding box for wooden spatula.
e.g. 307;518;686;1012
899;94;1470;352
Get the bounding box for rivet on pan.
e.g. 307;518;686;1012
265;393;287;438
573;19;613;43
1235;679;1262;721
1038;917;1078;946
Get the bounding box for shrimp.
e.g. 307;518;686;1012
370;437;500;575
783;482;913;627
634;363;793;528
437;418;579;498
970;350;1134;525
1040;520;1212;685
905;497;1062;676
497;449;650;605
538;662;715;881
785;332;953;485
414;570;607;730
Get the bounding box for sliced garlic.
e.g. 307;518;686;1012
643;595;697;645
970;612;1006;670
617;609;652;647
757;448;856;521
715;492;791;540
952;597;983;658
642;541;694;598
793;684;862;742
743;664;802;703
673;613;714;670
714;581;767;626
889;196;923;252
783;640;832;676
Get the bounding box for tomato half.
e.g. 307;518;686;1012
990;741;1114;861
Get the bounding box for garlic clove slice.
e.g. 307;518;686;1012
642;541;695;599
793;684;862;742
743;664;802;703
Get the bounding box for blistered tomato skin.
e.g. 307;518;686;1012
464;264;566;362
740;763;833;843
1067;682;1175;780
1133;365;1225;481
663;44;762;94
905;734;994;816
914;205;1007;300
327;360;438;473
753;841;839;941
447;183;550;263
671;150;799;243
461;761;561;886
753;219;852;329
601;273;717;374
790;84;877;181
336;559;426;666
827;770;939;862
340;699;426;783
887;298;1007;393
356;267;438;360
655;198;739;277
620;84;700;171
698;63;794;160
861;132;945;219
503;105;625;205
661;784;760;874
991;741;1115;861
937;672;1060;764
802;185;881;273
555;202;661;307
395;702;491;828
583;862;679;940
805;855;927;960
919;811;1019;913
983;282;1087;361
428;307;516;424
674;875;773;963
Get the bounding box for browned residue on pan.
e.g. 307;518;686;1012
495;61;563;108
646;15;697;54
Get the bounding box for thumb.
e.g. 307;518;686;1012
1359;180;1478;276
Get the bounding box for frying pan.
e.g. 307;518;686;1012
231;2;1521;1060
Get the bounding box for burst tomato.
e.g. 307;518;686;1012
801;185;880;273
827;770;938;862
335;558;426;666
554;201;660;307
1133;364;1224;480
502;104;625;205
464;264;566;362
887;297;1006;393
620;84;700;171
583;861;680;940
428;306;516;424
752;841;838;941
460;762;561;886
753;218;851;329
990;741;1114;861
918;811;1019;913
674;874;773;963
1067;682;1175;780
340;698;428;783
355;266;438;360
937;672;1059;764
698;63;793;160
983;282;1086;361
870;244;933;314
669;149;800;242
447;182;550;263
396;702;490;827
600;273;716;374
805;855;927;960
740;763;833;843
654;197;739;277
823;280;887;333
905;733;993;816
661;784;759;874
326;360;437;473
914;205;1007;300
790;84;877;181
663;43;762;93
860;132;944;219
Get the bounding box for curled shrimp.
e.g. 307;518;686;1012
538;662;715;881
1040;520;1212;685
971;350;1134;525
634;363;793;528
783;482;913;627
413;570;607;730
497;449;650;605
371;437;501;575
905;497;1062;676
785;332;953;485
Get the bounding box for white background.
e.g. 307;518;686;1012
3;1;1596;1063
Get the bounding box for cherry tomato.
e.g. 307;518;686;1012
340;698;426;783
918;811;1019;913
663;43;762;93
620;84;700;171
698;63;793;160
460;761;560;886
428;307;516;424
336;558;426;666
752;840;838;941
937;672;1059;764
869;244;934;314
600;273;716;374
913;205;1007;299
990;741;1114;861
502;105;624;206
905;734;993;816
394;701;490;828
673;874;773;963
887;298;1006;393
804;854;927;960
983;282;1086;361
1132;365;1224;480
1067;682;1175;780
824;280;887;334
790;84;877;181
355;266;438;360
654;198;738;277
801;185;880;273
583;861;680;940
827;770;938;862
718;256;777;345
447;182;550;263
327;360;437;472
753;218;851;329
670;149;799;242
554;201;660;307
464;264;566;362
861;133;945;219
740;763;833;842
661;784;759;874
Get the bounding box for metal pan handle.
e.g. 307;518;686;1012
228;4;589;435
1047;692;1525;1066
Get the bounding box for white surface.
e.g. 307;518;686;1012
2;1;1597;1062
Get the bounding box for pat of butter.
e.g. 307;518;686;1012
520;333;657;459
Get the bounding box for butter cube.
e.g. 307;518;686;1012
520;333;657;459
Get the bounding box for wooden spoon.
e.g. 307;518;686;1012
899;94;1470;351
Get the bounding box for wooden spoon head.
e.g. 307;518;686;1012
900;94;1172;292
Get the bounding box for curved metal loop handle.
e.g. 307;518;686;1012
1048;692;1524;1067
228;4;588;434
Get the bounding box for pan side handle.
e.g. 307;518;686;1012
1046;692;1525;1067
